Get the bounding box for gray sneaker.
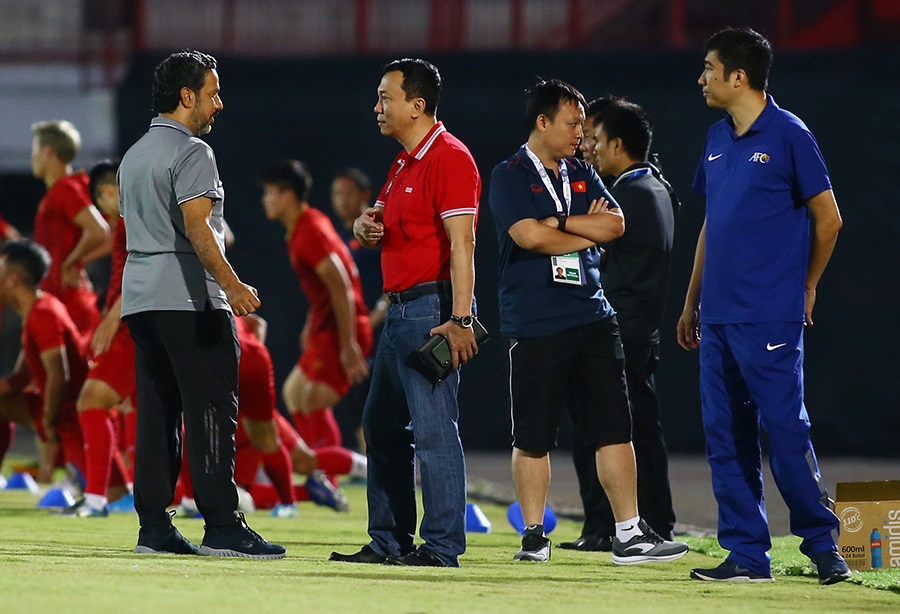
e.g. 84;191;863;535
611;519;689;565
514;524;551;562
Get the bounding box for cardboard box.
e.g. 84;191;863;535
834;481;900;570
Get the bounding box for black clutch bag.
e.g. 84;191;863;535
415;317;490;382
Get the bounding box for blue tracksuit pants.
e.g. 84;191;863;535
699;322;839;575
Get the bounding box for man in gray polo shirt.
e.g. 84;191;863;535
118;49;283;558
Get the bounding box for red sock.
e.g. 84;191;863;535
0;421;13;467
293;413;316;448
123;410;138;472
314;446;353;475
262;444;295;504
179;450;194;499
248;482;279;509
77;409;114;497
304;409;342;448
234;442;262;488
108;449;130;488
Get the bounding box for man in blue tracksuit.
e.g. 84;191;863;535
677;27;849;584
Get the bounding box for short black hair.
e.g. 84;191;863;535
382;58;442;115
259;160;313;202
585;95;623;124
596;100;653;161
525;78;587;133
88;159;119;205
0;239;51;288
152;49;217;114
333;168;371;193
704;27;773;92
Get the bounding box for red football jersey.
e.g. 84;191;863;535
33;172;94;297
105;217;127;310
287;206;368;335
374;122;480;292
22;293;89;403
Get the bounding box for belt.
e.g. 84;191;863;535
386;281;451;305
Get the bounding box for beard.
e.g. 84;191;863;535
191;105;216;135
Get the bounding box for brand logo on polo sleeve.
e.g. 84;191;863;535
749;152;771;163
530;184;543;193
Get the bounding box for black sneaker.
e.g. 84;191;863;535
611;519;689;565
690;559;775;582
558;534;613;552
386;546;450;567
134;512;200;555
514;524;551;562
329;544;387;564
198;512;286;559
809;550;852;585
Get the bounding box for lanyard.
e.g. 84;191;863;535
524;144;571;216
612;167;652;187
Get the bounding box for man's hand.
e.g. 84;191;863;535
805;286;817;327
430;320;477;370
225;283;261;316
677;306;701;351
339;341;369;385
353;207;385;248
90;314;119;356
587;197;610;214
60;262;81;288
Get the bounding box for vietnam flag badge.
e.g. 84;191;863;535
572;180;587;192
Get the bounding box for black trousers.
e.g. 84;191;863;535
569;340;676;539
125;308;240;529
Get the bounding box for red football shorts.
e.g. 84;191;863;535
298;316;372;398
86;324;136;400
238;337;277;423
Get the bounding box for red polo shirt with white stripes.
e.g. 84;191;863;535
375;121;481;293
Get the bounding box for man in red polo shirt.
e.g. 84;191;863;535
330;58;480;568
0;240;88;484
30;120;110;335
259;160;372;457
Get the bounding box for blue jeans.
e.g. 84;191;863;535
363;287;469;566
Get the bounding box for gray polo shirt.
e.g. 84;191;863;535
118;117;230;316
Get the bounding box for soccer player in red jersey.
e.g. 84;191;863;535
62;160;135;517
0;240;88;485
259;160;372;455
30;120;111;335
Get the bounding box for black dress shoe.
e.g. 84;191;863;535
329;544;387;564
557;534;613;552
385;547;449;567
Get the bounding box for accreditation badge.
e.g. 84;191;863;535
551;253;583;285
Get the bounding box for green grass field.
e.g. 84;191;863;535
0;482;898;614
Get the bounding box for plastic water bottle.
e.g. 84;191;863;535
871;528;883;569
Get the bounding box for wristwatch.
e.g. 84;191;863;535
556;214;567;231
450;314;474;329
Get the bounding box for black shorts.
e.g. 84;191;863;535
509;316;631;455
